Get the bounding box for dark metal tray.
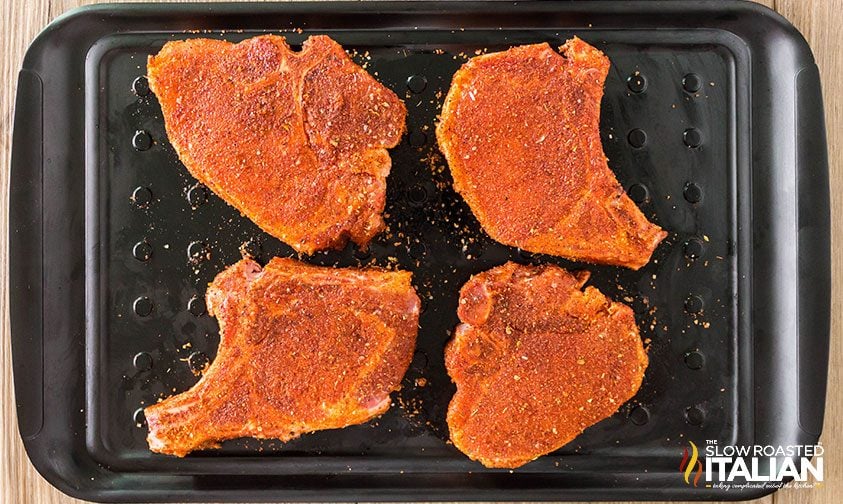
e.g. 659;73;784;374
9;1;830;502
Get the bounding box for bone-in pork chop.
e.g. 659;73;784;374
148;35;406;254
145;257;420;457
445;262;648;468
437;38;667;269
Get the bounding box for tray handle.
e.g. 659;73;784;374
795;63;830;437
9;69;45;440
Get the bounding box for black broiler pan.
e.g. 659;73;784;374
9;1;830;501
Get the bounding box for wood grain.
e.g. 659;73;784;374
0;0;838;503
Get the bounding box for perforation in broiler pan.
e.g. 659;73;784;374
91;29;737;473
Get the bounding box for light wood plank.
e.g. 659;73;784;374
0;1;836;503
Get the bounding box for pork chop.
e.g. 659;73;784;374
145;257;420;457
148;35;406;254
445;262;648;468
436;38;667;269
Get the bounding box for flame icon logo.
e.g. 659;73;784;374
679;441;703;487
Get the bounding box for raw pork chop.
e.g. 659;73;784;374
445;262;648;468
145;257;420;456
437;37;667;269
148;35;406;254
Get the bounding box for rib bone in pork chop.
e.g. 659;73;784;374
148;35;406;254
445;262;648;468
437;38;667;269
145;257;420;457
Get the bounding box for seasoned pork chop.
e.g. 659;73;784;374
445;262;648;468
145;257;420;457
148;35;406;254
437;38;667;269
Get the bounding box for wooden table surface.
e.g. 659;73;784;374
1;0;840;503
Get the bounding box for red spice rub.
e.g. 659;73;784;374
445;262;648;468
145;257;420;457
148;35;406;254
437;38;667;269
